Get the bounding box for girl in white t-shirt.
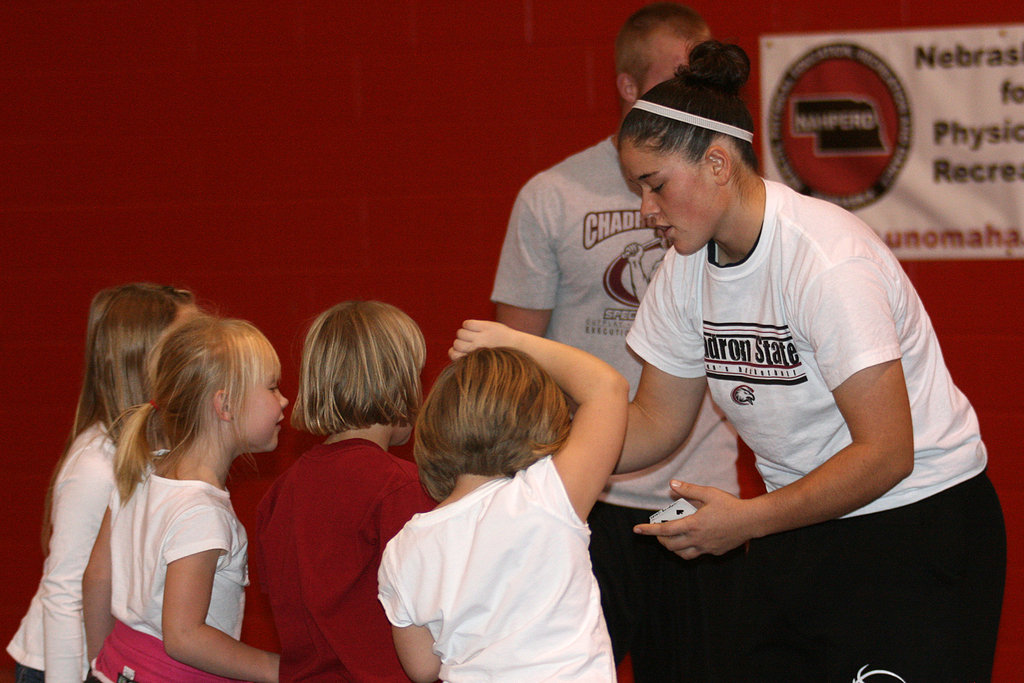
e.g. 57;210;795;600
83;315;286;683
377;320;629;683
7;283;195;683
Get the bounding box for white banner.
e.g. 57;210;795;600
760;25;1024;259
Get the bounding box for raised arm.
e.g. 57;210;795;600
451;320;629;520
617;361;708;474
494;302;552;337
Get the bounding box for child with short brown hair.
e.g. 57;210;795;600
378;320;629;683
256;301;434;682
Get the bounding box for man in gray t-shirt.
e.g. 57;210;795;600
491;5;740;682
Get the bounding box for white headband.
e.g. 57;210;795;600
631;100;754;144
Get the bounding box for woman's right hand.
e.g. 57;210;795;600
633;481;758;559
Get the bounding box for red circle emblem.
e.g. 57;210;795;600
768;44;911;210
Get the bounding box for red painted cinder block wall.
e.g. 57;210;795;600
2;1;1021;679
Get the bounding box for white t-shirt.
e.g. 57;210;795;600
492;137;737;508
107;475;249;640
627;180;986;517
8;424;115;682
378;457;616;683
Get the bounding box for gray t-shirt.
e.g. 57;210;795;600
492;137;738;508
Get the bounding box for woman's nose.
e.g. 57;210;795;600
640;193;659;225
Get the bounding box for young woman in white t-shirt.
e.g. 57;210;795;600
615;39;1005;682
7;283;195;683
83;315;286;683
377;320;629;683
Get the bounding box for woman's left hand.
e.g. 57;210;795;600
633;481;757;559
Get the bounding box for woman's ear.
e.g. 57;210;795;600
213;389;232;422
705;144;733;186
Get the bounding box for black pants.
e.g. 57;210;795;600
588;500;744;683
740;471;1006;682
14;664;44;683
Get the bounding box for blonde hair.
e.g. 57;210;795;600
414;347;571;501
291;301;426;435
42;283;194;551
614;3;710;83
113;315;280;501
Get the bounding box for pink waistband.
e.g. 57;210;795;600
95;620;249;683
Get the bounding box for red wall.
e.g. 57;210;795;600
3;1;1021;678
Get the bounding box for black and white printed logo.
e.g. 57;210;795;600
602;237;667;307
731;385;756;405
768;43;911;210
703;321;807;386
580;212;667;339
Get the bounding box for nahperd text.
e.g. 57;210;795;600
793;109;877;134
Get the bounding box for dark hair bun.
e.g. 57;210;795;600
680;40;750;94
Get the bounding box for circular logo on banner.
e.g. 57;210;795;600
768;43;911;210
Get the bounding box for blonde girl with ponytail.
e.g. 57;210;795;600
83;315;285;683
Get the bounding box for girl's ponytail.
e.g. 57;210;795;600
112;401;162;501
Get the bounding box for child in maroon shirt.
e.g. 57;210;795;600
256;301;435;682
